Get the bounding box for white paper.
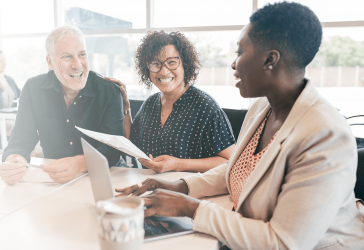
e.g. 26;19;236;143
76;126;151;161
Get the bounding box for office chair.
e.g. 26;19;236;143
346;115;364;149
355;148;364;200
222;108;248;141
129;99;144;119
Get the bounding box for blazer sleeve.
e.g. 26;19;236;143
192;124;357;250
182;161;229;198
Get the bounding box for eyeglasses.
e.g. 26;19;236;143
147;57;181;73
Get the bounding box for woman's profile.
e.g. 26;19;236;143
117;2;364;249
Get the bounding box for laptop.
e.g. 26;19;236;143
81;138;194;242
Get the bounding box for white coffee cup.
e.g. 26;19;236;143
95;196;144;250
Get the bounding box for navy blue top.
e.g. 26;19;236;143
130;86;235;162
2;70;124;165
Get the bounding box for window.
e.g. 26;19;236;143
258;0;364;22
0;0;54;34
153;0;251;27
306;27;364;116
62;0;146;29
0;0;363;112
2;37;48;88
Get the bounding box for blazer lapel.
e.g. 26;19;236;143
234;79;320;209
225;99;271;194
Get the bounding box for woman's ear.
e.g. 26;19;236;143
264;50;280;70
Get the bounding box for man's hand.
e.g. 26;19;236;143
139;155;181;173
0;155;27;185
42;155;87;183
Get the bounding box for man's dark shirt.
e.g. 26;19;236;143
2;70;124;166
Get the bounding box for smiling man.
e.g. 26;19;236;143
0;25;123;184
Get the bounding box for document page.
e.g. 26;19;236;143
76;126;151;161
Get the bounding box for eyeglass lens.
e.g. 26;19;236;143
148;57;180;73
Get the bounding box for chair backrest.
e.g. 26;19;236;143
222;108;248;141
355;148;364;200
129;99;144;119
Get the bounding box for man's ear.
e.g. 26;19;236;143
46;55;54;70
263;50;280;70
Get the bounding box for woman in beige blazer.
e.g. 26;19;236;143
117;2;364;249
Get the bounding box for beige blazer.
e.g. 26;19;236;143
184;80;364;250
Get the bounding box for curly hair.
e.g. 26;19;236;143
249;2;322;71
135;31;201;88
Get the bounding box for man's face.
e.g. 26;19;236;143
47;36;89;91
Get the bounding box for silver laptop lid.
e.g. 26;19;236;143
81;138;114;203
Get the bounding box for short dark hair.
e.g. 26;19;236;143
249;2;322;71
135;31;201;88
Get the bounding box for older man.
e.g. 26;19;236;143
0;25;123;184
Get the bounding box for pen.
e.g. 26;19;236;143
25;163;43;169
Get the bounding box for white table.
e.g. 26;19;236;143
0;112;16;149
0;160;232;250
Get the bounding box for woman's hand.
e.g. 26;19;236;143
115;178;188;196
104;77;130;110
139;155;181;173
142;189;201;218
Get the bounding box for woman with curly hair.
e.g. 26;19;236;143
107;31;235;173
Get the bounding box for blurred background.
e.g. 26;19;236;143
0;0;363;117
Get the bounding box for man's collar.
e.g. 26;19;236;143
80;71;95;97
40;70;95;97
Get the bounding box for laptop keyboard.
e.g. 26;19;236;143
144;216;170;237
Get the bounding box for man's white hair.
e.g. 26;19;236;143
45;25;86;57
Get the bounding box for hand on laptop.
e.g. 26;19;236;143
42;155;87;183
115;178;188;197
139;155;181;173
115;178;200;218
142;189;201;218
0;154;27;185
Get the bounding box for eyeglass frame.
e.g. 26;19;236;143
147;57;181;73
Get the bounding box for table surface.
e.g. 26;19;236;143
0;158;232;250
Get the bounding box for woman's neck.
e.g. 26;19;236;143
160;83;190;106
266;75;306;122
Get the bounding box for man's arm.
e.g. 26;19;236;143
96;89;124;166
0;82;39;185
2;82;39;162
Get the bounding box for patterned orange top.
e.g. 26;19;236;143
229;110;279;210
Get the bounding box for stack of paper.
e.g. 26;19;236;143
76;126;151;161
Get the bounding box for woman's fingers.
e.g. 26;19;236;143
116;184;139;195
106;77;127;91
115;179;152;195
138;159;164;173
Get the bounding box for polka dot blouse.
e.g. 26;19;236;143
229;110;279;209
130;86;235;165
